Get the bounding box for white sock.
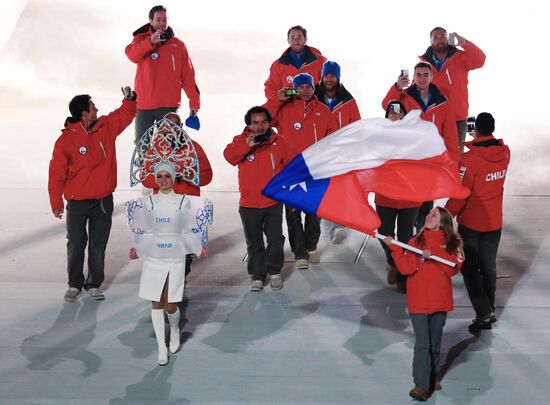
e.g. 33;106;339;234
151;308;168;365
167;307;180;353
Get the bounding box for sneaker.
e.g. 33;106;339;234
269;274;283;291
86;288;105;300
468;317;492;331
64;287;81;302
308;250;320;264
295;259;309;270
387;265;398;285
409;386;428;401
489;312;498;323
330;228;347;244
249;279;264;292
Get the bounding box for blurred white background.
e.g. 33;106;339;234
1;0;547;198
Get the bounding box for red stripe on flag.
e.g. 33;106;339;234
317;174;381;235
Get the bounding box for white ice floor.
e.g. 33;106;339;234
1;190;549;404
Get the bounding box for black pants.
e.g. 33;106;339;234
185;254;193;277
285;205;321;260
66;195;114;290
376;205;420;283
135;107;178;144
459;225;502;319
239;204;285;281
415;201;434;232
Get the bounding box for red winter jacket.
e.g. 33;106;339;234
314;83;362;129
142;140;212;196
264;46;327;99
224;130;292;208
125;24;200;110
390;230;463;314
420;41;486;121
446;136;510;232
382;82;460;164
48;99;137;211
264;95;338;158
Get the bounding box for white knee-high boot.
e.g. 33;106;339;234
151;308;168;365
167;307;180;353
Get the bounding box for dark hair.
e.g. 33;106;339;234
414;61;432;74
149;5;167;20
414;206;464;255
430;27;447;37
385;102;407;118
287;25;307;39
475;112;495;136
68;94;91;121
244;106;272;125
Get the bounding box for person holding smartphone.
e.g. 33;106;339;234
264;73;338;269
125;5;200;144
419;27;486;152
224;106;292;291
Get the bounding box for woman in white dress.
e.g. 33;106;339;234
127;162;209;365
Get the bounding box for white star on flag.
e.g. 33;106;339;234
289;182;307;192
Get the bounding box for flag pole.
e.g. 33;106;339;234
374;233;456;268
354;234;371;263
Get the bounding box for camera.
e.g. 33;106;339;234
253;129;272;143
160;31;173;41
400;69;409;79
467;116;476;134
285;88;298;97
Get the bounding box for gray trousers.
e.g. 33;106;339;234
134;107;178;144
66;194;114;290
410;312;447;392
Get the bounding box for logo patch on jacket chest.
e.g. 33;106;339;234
150;51;159;60
78;146;88;155
293;122;302;130
246;153;255;162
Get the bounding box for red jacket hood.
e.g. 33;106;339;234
465;136;510;164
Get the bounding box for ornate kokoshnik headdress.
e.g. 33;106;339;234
130;115;200;187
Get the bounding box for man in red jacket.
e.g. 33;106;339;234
314;60;362;244
48;88;137;302
224;106;291;291
420;27;486;152
125;5;200;144
446;113;510;331
264;73;338;269
264;25;327;99
383;62;459;230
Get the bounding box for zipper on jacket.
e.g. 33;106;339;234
99;140;107;158
270;153;276;177
314;123;318;143
338;112;342;128
446;68;452;85
171;52;176;71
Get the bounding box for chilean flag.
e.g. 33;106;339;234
262;110;470;235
